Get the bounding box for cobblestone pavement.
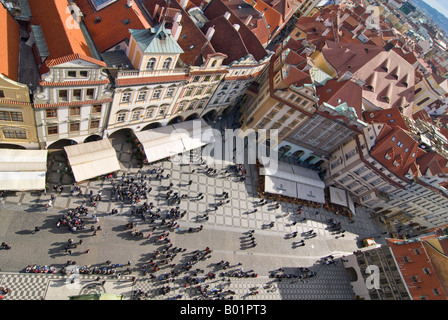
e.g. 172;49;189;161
0;115;389;300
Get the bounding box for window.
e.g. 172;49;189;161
204;75;211;82
0;111;10;121
184;88;193;97
331;159;342;169
187;101;196;111
433;289;440;295
131;110;142;121
197;100;206;109
58;90;68;102
45;109;57;118
165;88;175;98
423;268;430;274
121;91;132;103
162;57;172;69
158;106;167;115
92;105;102;114
397;141;404;148
193;76;200;82
117;112;127;122
354;166;368;175
90;120;100;129
214;75;221;81
414;249;420;255
403;256;409;263
67;71;76;78
3;129;26;139
195;87;204;95
152;89;162;99
145;108;155;118
279;128;289;137
80;71;88;77
137;90;147;101
0;90;4;98
86;89;94;100
177;102;186;112
47;125;58;135
69;106;81;116
69;122;80;132
257;118;269;129
73;89;82;100
146;58;156;70
362;172;375;181
0;111;23;122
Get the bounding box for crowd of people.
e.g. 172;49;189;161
5;149;355;300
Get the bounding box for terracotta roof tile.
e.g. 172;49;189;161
0;3;21;81
45;53;107;68
28;0;92;72
370;124;423;179
142;0;216;66
74;0;152;52
387;238;448;300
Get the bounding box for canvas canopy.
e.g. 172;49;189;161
135;119;214;164
0;149;47;191
329;186;356;214
260;162;325;203
64;139;120;182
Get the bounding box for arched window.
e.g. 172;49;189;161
162;57;172;69
211;60;217;67
146;58;156;70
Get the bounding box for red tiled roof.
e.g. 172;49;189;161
243;0;283;35
322;41;416;117
363;108;409;131
370;124;424;180
142;0;216;66
203;0;271;46
0;3;21;81
387;238;448;300
417;151;448;176
45;53;107;68
316;79;363;119
74;0;152;53
28;0;92;75
199;0;268;64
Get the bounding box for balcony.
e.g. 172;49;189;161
117;68;189;79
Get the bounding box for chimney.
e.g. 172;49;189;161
153;4;159;18
233;24;240;32
244;15;252;25
224;11;231;20
127;0;133;7
179;0;188;9
172;13;183;41
206;26;215;41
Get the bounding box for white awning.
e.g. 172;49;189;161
135;119;214;164
329;186;356;213
64;139;120;182
0;149;47;191
260;162;325;203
